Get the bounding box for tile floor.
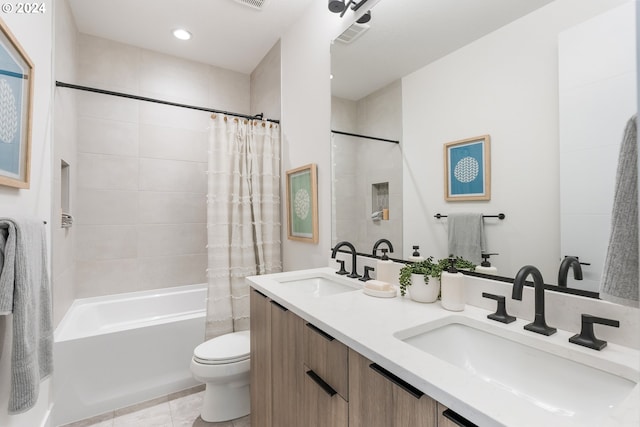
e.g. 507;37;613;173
61;386;250;427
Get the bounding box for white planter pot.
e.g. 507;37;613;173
408;274;440;303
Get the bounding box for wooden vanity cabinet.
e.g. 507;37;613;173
249;289;271;427
349;349;438;427
270;298;304;427
251;288;475;427
302;322;350;427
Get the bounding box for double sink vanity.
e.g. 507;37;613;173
247;267;639;427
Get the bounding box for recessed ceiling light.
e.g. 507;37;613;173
173;29;192;40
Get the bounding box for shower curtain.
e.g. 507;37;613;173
205;114;282;339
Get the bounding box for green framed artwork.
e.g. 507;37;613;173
286;163;318;243
0;17;33;189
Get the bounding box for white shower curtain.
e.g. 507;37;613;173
206;114;282;339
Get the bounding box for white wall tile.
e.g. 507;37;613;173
77;34;140;93
77;91;139;123
77;153;139;191
139;49;210;106
76;225;138;261
138;191;206;224
76;189;138;225
138;101;210;131
137;254;207;288
139;158;207;193
137;224;207;257
78;117;139;157
76;259;139;297
139;124;207;162
209;65;251;114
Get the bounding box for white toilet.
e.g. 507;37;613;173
190;330;251;422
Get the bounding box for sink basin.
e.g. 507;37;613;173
276;274;361;297
395;317;637;424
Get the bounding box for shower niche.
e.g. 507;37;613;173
371;182;389;221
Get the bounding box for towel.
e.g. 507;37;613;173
600;115;639;307
0;217;53;413
447;213;486;265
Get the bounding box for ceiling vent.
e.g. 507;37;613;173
234;0;268;10
336;22;370;44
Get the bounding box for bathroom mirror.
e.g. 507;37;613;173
330;0;637;294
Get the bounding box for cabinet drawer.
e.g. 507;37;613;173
438;403;478;427
303;322;349;400
303;365;348;427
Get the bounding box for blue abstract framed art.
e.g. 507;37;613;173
444;135;491;201
0;18;33;189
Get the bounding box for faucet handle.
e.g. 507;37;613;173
569;314;620;350
359;266;375;282
482;292;516;324
335;259;348;275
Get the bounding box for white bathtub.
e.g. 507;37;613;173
52;284;206;426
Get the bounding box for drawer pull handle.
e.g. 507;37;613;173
306;369;337;397
369;363;423;399
253;289;268;299
270;300;288;312
306;323;335;341
442;409;478;427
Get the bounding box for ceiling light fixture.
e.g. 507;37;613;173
328;0;372;22
173;28;192;41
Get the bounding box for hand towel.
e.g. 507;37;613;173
600;115;639;307
447;213;486;265
0;217;53;413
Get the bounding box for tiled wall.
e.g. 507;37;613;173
73;34;251;298
52;0;78;325
331;80;403;258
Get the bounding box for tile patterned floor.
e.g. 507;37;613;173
60;386;250;427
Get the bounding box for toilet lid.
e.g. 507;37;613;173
194;330;250;364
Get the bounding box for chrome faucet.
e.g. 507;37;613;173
372;238;394;257
331;241;360;279
512;265;557;336
557;256;583;287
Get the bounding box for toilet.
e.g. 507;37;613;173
190;330;251;422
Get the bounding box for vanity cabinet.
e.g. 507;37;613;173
349;349;437;427
249;289;271;427
270;298;304;427
250;288;472;427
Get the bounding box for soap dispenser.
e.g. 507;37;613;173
376;248;395;284
441;257;466;311
407;245;425;262
475;253;498;275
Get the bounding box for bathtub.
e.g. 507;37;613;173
52;284;206;426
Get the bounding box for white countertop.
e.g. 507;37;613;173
247;267;640;427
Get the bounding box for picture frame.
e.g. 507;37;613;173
0;18;34;189
444;135;491;201
286;163;318;243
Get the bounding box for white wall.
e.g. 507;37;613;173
559;1;637;291
0;2;53;426
401;0;630;282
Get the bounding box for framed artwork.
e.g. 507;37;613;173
286;163;318;243
444;135;491;201
0;18;34;189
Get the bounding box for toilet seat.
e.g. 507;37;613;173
193;330;250;365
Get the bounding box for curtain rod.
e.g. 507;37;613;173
55;81;280;124
331;130;400;144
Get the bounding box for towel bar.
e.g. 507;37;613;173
434;213;505;220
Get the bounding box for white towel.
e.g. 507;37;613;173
447;213;486;265
0;217;53;413
600;115;639;307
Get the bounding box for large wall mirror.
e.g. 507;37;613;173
330;0;637;295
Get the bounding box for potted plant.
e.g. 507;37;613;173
399;257;440;303
399;256;476;303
